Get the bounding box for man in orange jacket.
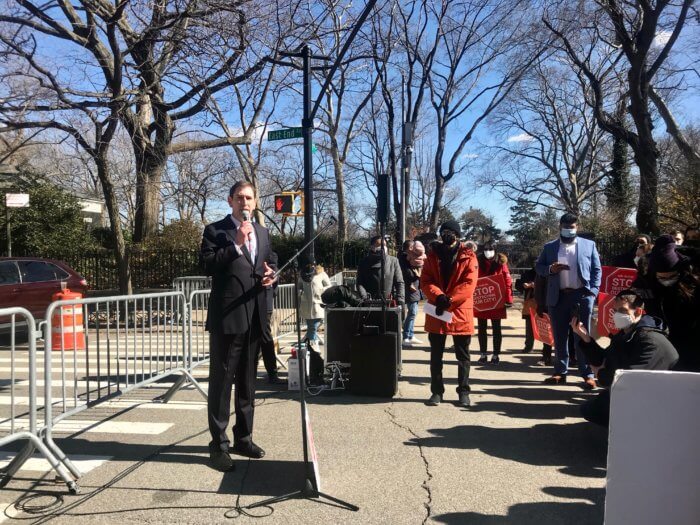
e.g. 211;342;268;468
420;220;479;407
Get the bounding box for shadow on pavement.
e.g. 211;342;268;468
406;422;607;477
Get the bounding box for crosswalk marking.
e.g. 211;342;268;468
0;452;111;475
0;419;173;435
0;396;205;410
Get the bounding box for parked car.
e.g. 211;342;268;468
0;257;88;324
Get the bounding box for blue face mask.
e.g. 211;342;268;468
560;228;577;239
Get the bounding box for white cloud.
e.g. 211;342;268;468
507;133;534;143
461;153;479;159
653;30;672;48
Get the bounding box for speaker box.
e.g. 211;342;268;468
350;331;398;397
325;307;402;366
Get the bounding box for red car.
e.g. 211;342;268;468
0;257;88;322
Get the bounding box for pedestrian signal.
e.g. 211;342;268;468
273;192;303;216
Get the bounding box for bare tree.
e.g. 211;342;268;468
485;59;609;215
544;0;695;234
425;0;540;230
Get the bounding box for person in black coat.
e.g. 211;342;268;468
200;181;277;471
571;289;679;427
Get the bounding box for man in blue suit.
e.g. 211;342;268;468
536;213;601;388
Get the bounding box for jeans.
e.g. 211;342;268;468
403;301;418;340
477;318;502;355
306;318;322;341
548;289;594;378
428;333;471;395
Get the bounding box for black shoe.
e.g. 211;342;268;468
477;355;488;365
267;372;285;385
544;374;567;385
457;392;471;408
522;347;533;353
490;355;500;364
232;441;266;459
208;442;235;472
427;394;442;406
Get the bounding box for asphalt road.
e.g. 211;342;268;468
1;308;607;524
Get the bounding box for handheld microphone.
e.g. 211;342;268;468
242;210;251;222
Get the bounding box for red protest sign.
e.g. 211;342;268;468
473;274;506;313
600;266;637;296
596;292;620;337
529;310;554;346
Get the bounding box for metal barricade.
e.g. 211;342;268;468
329;272;344;286
187;289;211;371
42;291;206;480
273;284;296;341
173;276;211;299
0;308;77;492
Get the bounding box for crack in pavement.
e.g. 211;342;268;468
384;393;433;525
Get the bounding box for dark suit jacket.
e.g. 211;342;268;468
200;215;273;334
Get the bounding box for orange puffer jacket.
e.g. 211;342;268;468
420;244;478;335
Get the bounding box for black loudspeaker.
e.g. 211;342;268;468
377;173;390;223
350;332;398;397
326;307;402;365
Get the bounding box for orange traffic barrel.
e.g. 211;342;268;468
51;290;86;351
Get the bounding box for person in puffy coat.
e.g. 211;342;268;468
420;220;478;408
475;244;513;365
299;263;332;344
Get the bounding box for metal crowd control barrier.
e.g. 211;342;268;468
0;308;77;493
42;291;207;480
173;276;211;299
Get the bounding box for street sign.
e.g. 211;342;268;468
5;193;30;208
268;127;303;141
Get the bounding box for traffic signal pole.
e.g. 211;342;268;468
302;46;314;264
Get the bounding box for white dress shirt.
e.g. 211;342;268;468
557;239;582;289
231;214;257;263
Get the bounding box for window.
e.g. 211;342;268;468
18;261;60;283
0;261;20;285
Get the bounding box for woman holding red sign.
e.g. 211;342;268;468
475;244;513;365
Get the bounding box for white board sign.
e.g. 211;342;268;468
606;370;700;524
5;193;30;208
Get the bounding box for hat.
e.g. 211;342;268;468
648;234;681;272
440;220;461;237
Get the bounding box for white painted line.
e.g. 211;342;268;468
0;397;205;410
0;453;111;475
0;419;173;435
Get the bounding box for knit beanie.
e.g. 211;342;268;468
440;220;461;237
648;234;681;272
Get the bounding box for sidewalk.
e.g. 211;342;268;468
1;307;607;524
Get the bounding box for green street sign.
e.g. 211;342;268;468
268;127;303;141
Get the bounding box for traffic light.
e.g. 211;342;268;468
273;192;303;216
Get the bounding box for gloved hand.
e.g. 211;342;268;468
435;294;451;316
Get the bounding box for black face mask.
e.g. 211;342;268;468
441;232;457;246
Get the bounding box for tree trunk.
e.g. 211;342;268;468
331;146;347;245
430;130;447;231
96;157;132;295
133;143;167;243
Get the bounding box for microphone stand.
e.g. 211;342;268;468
247;218;358;512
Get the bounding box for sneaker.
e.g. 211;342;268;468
427;394;442;406
477;355;488;365
457;392;471;408
409;337;424;345
402;339;413;347
490;355;500;364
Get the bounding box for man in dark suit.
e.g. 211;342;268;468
201;181;276;471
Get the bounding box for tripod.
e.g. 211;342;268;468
247;218;358;512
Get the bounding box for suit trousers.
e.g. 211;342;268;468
548;289;594;378
208;311;261;451
257;311;278;375
429;333;471;395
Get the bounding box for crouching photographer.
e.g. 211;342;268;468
569;289;679;427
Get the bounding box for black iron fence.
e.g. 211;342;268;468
16;235;634;291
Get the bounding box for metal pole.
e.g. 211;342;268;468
302;45;315;264
6;205;10;257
